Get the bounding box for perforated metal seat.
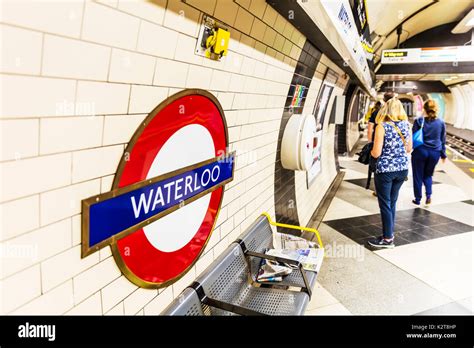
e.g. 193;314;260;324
161;215;322;316
194;243;310;315
238;215;318;290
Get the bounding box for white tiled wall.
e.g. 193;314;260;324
0;0;346;314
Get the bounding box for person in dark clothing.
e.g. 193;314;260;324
411;99;447;207
367;101;382;142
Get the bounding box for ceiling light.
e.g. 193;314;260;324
452;9;474;34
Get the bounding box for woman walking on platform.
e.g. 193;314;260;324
368;97;412;249
411;100;447;207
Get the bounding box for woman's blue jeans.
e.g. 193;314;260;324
374;170;408;239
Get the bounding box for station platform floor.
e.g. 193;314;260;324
305;142;473;315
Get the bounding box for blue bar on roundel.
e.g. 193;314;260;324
87;156;234;249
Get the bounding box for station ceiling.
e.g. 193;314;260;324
376;73;474;83
367;0;473;64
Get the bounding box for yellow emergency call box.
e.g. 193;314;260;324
197;16;230;61
208;28;230;58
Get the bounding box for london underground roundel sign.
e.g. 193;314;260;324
81;90;234;288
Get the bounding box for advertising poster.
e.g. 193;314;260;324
307;70;336;187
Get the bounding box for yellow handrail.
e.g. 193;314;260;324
261;212;324;249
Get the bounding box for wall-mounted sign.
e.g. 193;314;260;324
352;0;368;32
307;70;336;187
81;90;234;288
290;84;306;107
320;0;372;88
381;46;474;64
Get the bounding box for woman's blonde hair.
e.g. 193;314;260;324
375;97;408;124
423;99;438;120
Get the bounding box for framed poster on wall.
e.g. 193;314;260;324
307;69;337;188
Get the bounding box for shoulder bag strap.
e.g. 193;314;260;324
417;117;424;128
387;122;407;151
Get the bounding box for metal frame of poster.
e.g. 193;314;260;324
306;69;337;188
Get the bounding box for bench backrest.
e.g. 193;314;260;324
194;243;249;315
239;215;273;253
238;215;273;280
160;287;205;315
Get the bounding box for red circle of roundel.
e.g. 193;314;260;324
110;91;227;288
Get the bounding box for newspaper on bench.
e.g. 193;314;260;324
256;257;293;282
265;248;322;272
256;233;324;282
273;231;318;250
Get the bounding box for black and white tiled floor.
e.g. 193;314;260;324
326;208;472;248
310;143;473;315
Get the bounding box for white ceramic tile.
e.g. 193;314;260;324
101;276;138;313
108;49;155;85
42;35;110;80
1;75;76;118
128;85;168;114
82;2;139;50
40;179;101;226
40;116;103;155
76;81;130;115
0;196;39;241
0;154;71;202
137;20;178;59
0;24;42;75
153;58;188;87
103;114;147;146
0;219;72;279
186;65;212;89
41;245;99;292
123;288;158;315
71;145;123;183
144;287;173;315
376;232;474;301
0;119;39;161
1;0;83;38
73;257;121;303
118;0;166;24
12;280;74;315
1;265;41;313
66;292;102;315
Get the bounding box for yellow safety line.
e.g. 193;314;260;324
261;212;324;249
470;168;474;173
453;159;474;163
